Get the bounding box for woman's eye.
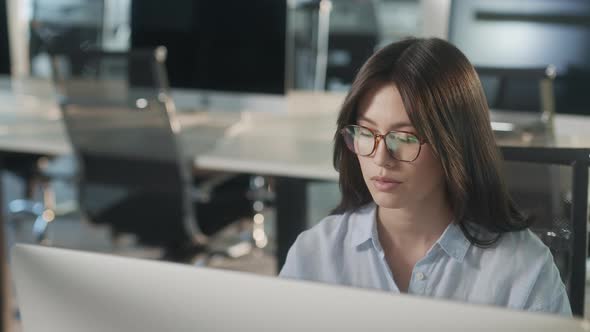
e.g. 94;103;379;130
397;135;419;143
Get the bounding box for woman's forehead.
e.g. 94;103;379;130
357;83;412;128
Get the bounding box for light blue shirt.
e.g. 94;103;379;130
279;203;572;316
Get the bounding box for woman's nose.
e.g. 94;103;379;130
371;136;396;167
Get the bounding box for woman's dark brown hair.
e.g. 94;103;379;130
332;37;530;247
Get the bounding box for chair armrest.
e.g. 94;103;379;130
191;173;238;203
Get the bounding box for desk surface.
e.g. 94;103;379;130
2;87;590;181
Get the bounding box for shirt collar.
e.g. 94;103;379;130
350;203;470;262
436;222;470;262
350;203;378;248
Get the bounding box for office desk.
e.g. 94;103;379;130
1;90;590;316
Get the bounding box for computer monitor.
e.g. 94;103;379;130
130;0;288;112
12;244;586;332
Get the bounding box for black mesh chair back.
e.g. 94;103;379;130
476;66;557;123
50;47;202;247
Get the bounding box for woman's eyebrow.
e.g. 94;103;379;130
357;116;414;129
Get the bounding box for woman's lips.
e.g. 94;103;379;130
371;176;402;191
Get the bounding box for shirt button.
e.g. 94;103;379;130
415;272;425;280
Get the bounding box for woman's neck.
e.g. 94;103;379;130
376;193;453;250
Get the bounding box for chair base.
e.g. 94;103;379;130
9;199;77;244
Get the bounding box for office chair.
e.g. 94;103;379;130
5;152;77;244
475;65;557;128
6;15;98;243
561;65;590;116
49;47;254;261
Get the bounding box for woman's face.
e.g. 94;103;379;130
356;83;447;210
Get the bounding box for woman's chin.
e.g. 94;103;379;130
371;192;405;209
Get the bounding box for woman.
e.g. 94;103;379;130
279;38;571;316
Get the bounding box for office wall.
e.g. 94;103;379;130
449;0;590;115
1;0;10;75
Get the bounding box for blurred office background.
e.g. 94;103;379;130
8;0;590;113
2;0;590;331
0;0;441;266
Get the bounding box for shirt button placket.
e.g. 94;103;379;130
411;271;427;295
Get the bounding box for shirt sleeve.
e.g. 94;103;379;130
278;235;304;279
523;248;572;317
278;228;324;281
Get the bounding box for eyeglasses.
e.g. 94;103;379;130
340;125;425;162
